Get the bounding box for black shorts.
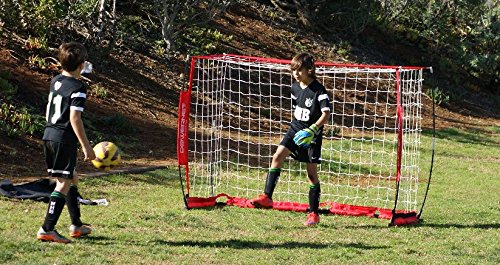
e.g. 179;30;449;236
44;140;77;179
280;127;323;164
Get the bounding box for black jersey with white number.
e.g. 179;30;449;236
43;74;87;145
290;79;331;131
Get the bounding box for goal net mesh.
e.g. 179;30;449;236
178;54;424;216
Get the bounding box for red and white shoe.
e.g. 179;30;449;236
249;194;273;209
69;224;92;238
37;227;72;243
304;212;320;226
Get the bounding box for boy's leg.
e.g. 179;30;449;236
67;172;92;237
306;163;320;213
250;145;291;208
264;168;281;200
308;183;321;212
38;141;76;243
66;173;82;227
266;145;292;198
38;177;73;243
42;177;72;232
305;163;321;226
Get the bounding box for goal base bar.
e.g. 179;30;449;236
185;194;418;225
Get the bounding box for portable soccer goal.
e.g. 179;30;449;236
177;54;434;226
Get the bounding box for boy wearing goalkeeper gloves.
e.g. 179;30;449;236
249;52;331;226
36;42;96;243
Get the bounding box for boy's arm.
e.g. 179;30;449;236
293;111;330;147
70;110;96;161
313;111;330;128
293;111;331;147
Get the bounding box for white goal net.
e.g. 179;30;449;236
178;54;426;223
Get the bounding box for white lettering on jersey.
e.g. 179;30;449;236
46;92;63;123
294;106;310;121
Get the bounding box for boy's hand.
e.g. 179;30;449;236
293;124;319;148
83;144;96;161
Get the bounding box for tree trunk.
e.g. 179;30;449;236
156;0;181;53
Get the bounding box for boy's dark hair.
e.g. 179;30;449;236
291;52;316;79
58;42;87;72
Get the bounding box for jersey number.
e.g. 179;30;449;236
294;106;310;122
46;92;63;124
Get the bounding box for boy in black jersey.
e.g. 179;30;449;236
36;42;96;243
249;52;331;226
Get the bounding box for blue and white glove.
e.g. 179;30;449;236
293;124;319;148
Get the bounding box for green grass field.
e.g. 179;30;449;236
1;127;499;264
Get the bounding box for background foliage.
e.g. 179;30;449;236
373;0;499;94
0;0;497;92
0;0;498;137
269;0;498;96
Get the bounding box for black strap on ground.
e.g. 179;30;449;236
178;165;189;209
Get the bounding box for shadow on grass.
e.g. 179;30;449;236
78;235;115;245
422;128;498;146
150;239;389;250
419;222;500;229
343;222;500;230
80;236;388;250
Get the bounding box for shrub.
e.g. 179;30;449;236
17;0;66;38
0;71;17;98
181;27;233;55
28;55;48;70
25;36;49;52
90;84;109;99
0;103;45;137
426;86;450;106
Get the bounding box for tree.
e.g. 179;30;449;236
92;0;118;49
154;0;231;52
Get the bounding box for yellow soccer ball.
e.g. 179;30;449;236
91;141;121;170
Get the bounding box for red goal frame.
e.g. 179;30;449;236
177;54;434;226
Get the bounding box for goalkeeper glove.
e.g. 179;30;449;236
293;124;319;148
